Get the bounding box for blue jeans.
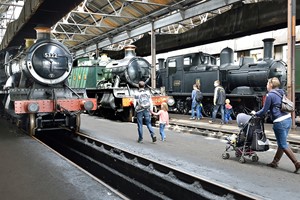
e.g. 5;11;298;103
136;109;155;140
211;104;224;123
224;109;232;123
159;123;166;140
191;101;202;119
273;117;292;149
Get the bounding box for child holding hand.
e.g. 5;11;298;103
151;102;169;141
224;99;233;124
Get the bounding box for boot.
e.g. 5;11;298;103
283;148;300;173
295;162;300;174
267;148;284;168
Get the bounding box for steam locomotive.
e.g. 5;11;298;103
0;26;96;135
69;45;174;122
156;38;298;118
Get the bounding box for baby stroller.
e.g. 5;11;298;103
222;113;270;163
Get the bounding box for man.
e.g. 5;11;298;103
134;81;157;143
190;84;202;120
209;80;226;124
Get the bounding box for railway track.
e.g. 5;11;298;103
34;129;262;200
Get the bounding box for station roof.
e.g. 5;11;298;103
0;0;246;52
52;0;238;54
0;0;298;58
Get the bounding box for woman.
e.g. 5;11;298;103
251;77;299;173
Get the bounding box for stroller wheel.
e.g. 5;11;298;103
252;155;259;162
235;151;241;158
239;156;246;163
222;153;230;159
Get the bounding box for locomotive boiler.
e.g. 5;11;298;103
69;45;174;122
104;45;151;87
0;26;96;135
157;38;289;117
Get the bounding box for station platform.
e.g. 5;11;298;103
78;114;300;200
0;118;122;200
168;113;300;153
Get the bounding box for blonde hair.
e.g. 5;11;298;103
225;99;230;104
268;77;280;89
161;102;168;111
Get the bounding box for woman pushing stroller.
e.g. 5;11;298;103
251;77;300;173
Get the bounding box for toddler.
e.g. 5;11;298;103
151;102;169;141
224;99;233;124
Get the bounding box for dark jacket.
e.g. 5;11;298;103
214;86;226;105
255;89;288;121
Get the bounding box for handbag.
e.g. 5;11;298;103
251;130;269;151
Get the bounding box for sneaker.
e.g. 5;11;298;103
137;138;143;143
160;138;166;141
197;118;200;120
152;136;157;143
209;120;214;124
190;117;195;120
220;122;224;125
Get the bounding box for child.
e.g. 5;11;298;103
224;99;233;124
151;102;169;141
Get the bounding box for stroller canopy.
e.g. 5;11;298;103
237;113;251;128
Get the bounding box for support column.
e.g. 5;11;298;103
287;0;296;128
151;21;156;88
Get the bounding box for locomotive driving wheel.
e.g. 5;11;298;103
183;101;190;115
29;113;36;136
203;104;213;117
122;107;134;122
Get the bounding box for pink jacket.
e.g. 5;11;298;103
225;104;232;110
152;110;169;125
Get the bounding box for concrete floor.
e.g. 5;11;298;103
0;117;124;200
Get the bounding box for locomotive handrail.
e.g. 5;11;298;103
146;84;159;95
126;84;131;96
64;84;81;99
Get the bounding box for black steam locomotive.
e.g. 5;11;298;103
0;26;96;135
157;38;291;117
69;45;174;122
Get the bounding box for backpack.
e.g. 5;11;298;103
138;91;151;109
195;90;203;102
272;90;295;113
216;86;226;104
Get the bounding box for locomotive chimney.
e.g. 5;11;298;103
124;45;136;58
263;38;275;60
220;47;234;66
34;26;51;40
